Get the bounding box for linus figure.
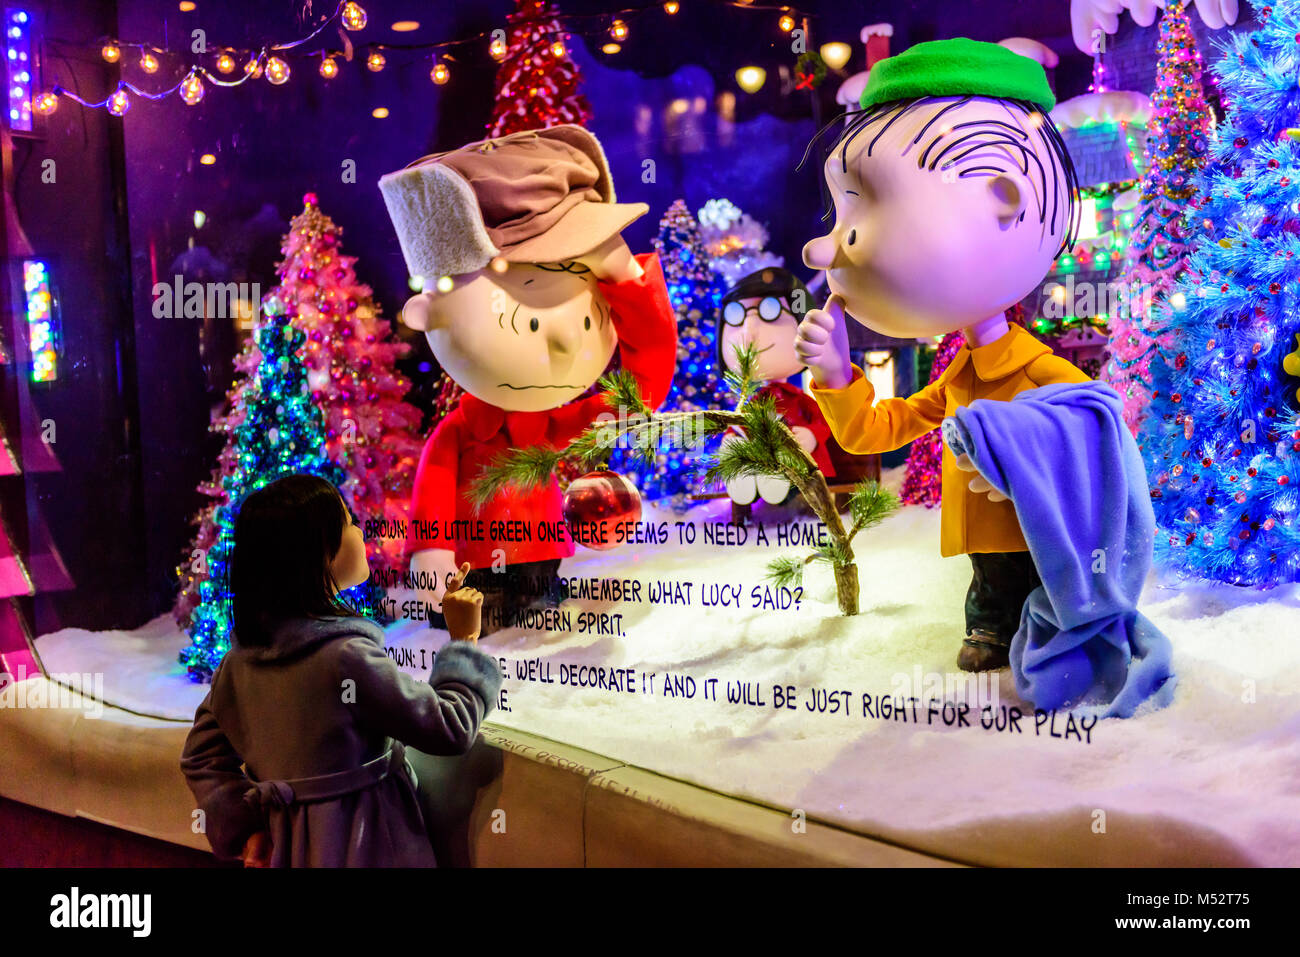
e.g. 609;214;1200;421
794;38;1091;672
716;267;835;506
379;126;676;634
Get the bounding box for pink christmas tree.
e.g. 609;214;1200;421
292;194;423;574
487;0;592;137
899;331;964;507
1102;0;1210;434
174;195;422;625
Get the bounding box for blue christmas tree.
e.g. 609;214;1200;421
179;292;377;680
609;200;726;504
1140;0;1300;587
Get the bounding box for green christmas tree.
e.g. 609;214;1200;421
179;293;350;682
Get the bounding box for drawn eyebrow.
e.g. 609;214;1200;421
510;302;521;333
524;278;534;285
844;189;859;196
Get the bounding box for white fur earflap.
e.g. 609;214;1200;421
378;163;499;279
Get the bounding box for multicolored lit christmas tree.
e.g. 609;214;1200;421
291;194;422;573
1140;0;1300;587
1102;0;1212;434
176;196;416;678
899;331;964;507
178;293;348;680
608;200;726;503
487;0;592;137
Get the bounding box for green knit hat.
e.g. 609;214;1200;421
860;38;1056;113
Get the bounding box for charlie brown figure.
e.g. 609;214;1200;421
794;38;1091;672
379;126;676;634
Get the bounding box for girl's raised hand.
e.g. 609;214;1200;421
442;562;483;642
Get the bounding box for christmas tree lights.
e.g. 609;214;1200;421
1103;0;1211;434
487;0;591;136
1140;0;1300;587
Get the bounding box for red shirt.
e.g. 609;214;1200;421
757;380;835;478
406;253;677;568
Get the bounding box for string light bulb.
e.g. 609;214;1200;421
664;1;680;13
550;38;566;57
244;55;263;78
319;55;338;78
180;71;205;104
215;51;236;74
489;36;507;60
31;90;58;116
107;85;131;116
735;65;766;93
430;59;449;84
342;2;368;31
819;41;852;71
778;14;796;32
265;56;290;85
602;42;621;55
366;50;386;72
610;19;628;41
101;43;121;63
140;50;160;73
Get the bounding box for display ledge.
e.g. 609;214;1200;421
23;495;1300;867
0;680;949;867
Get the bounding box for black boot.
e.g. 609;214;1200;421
957;629;1011;672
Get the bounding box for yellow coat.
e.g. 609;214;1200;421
810;325;1090;557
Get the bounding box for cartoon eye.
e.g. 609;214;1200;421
529;317;539;332
758;296;782;321
847;229;857;246
584;316;591;330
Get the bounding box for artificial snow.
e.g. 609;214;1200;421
31;472;1300;866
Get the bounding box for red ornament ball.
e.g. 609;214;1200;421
562;470;642;552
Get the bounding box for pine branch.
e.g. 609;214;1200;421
721;342;761;403
846;480;899;541
598;368;650;419
467;445;563;509
809;538;854;569
767;555;806;589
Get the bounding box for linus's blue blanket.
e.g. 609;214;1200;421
942;381;1176;719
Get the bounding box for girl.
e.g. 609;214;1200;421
180;473;499;867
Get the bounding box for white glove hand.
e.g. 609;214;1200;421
794;294;853;390
953;452;1009;503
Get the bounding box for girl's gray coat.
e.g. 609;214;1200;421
180;616;502;867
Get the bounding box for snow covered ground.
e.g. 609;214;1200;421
31;477;1300;866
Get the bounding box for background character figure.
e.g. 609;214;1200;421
716;267;835;506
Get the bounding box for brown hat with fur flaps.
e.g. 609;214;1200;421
379;125;648;280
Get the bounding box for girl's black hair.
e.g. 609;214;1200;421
799;96;1081;259
716;267;812;371
230;473;359;647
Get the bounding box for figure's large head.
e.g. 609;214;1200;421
717;267;811;382
379;125;647;412
803;38;1079;339
403;259;618;412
